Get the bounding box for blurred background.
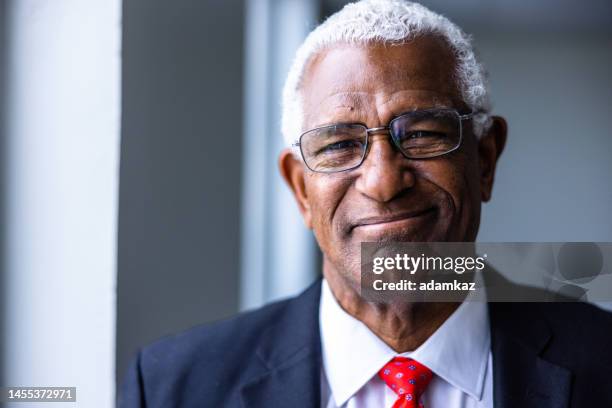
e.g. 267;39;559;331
0;0;611;406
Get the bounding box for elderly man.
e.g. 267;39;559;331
119;1;612;407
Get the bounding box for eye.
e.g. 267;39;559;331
325;140;362;150
402;130;448;140
317;139;364;155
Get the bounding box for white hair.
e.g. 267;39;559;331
281;0;492;147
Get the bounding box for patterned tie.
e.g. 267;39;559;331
378;357;433;408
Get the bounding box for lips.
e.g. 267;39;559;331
348;208;438;241
350;208;436;232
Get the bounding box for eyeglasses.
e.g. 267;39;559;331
293;108;477;173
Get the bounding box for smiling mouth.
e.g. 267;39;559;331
351;208;436;233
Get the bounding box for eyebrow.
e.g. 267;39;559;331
311;105;460;130
392;103;458;117
307;92;463;130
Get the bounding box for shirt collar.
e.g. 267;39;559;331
319;278;490;406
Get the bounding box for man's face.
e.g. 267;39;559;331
280;36;506;285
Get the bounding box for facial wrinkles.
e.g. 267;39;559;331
306;170;352;240
457;139;481;240
429;148;471;241
300;41;480;265
310;89;458;131
309;93;461;244
309;91;375;128
303;45;463;137
374;92;455;128
422;166;458;234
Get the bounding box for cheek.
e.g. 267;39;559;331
305;174;352;241
418;152;480;230
436;151;482;239
434;149;479;203
416;159;464;205
458;136;483;200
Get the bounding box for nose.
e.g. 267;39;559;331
354;133;416;202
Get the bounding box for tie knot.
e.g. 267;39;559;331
378;357;433;407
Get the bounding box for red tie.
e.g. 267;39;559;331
378;357;433;408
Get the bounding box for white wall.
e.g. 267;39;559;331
3;0;121;406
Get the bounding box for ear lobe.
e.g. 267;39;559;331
279;149;313;228
478;116;507;202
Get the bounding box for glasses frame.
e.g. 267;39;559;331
293;108;479;174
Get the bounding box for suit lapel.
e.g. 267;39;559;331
490;302;572;408
240;273;574;407
240;279;323;408
240;348;321;408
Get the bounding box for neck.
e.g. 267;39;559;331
324;262;460;352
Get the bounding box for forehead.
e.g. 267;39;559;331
301;36;464;127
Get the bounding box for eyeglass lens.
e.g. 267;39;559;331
299;109;462;173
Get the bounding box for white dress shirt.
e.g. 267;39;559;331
319;279;493;408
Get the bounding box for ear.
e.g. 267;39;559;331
478;116;507;202
279;148;313;229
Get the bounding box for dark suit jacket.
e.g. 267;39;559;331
119;278;612;407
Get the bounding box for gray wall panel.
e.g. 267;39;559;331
117;0;244;384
